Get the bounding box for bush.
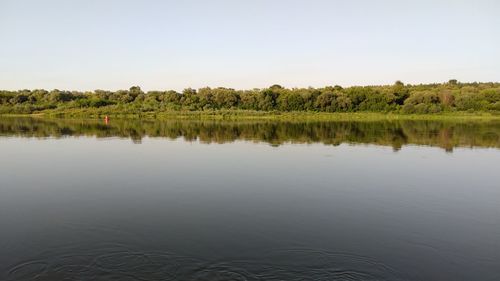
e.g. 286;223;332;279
1;82;499;115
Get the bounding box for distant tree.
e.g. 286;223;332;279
128;86;144;101
0;81;498;114
10;94;29;104
47;89;73;103
259;88;278;110
269;84;283;90
315;91;336;112
391;81;409;105
278;91;304;111
439;89;454;107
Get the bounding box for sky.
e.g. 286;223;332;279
1;0;499;91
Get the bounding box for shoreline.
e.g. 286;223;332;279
1;110;500;121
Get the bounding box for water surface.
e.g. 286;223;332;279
1;117;499;281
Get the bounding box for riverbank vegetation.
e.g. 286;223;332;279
1;81;499;117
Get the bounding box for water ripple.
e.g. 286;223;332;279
7;260;48;280
4;246;406;281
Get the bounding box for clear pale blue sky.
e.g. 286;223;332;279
1;0;499;91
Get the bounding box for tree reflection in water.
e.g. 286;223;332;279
0;117;498;152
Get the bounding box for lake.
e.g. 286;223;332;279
1;117;499;281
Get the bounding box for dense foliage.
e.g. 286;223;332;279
1;81;499;114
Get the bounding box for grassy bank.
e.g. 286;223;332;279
2;109;500;122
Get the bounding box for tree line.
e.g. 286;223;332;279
1;80;499;114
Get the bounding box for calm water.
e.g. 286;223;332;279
1;117;499;281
